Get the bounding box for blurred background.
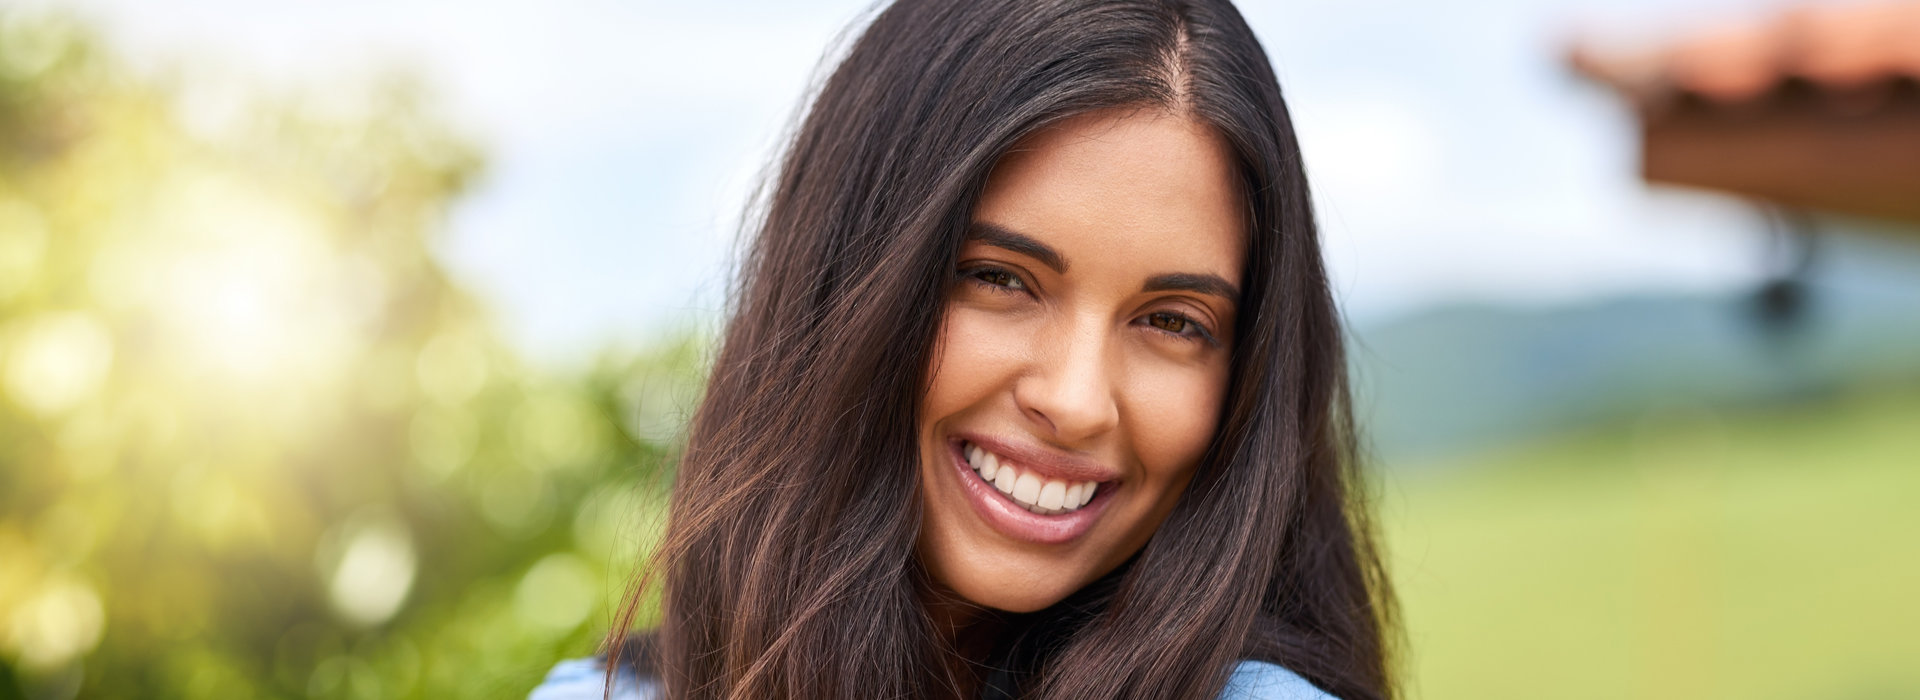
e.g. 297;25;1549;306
1;0;1916;698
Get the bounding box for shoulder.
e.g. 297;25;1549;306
1218;660;1339;700
529;656;1324;700
528;658;659;700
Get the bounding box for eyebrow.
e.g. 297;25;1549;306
968;221;1067;273
1143;272;1240;301
967;220;1241;302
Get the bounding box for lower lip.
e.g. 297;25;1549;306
946;439;1112;545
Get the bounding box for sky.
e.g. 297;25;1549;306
26;0;1843;364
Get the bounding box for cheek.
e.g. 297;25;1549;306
921;306;1030;422
916;306;1033;596
1122;358;1228;483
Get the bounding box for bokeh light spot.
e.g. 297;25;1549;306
511;553;596;634
4;574;105;671
3;312;114;417
318;514;417;627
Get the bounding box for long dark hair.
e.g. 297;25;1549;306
605;1;1396;698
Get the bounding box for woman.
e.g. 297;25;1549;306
533;0;1395;698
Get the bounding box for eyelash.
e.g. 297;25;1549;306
957;265;1220;346
1143;311;1220;346
961;266;1027;294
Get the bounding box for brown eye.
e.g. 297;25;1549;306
965;266;1026;292
1148;312;1188;334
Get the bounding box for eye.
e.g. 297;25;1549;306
961;265;1027;293
1147;312;1189;333
1141;310;1219;346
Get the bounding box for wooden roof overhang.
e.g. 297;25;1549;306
1571;1;1920;225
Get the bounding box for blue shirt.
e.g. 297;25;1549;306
530;657;1335;700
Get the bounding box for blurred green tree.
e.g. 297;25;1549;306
0;12;693;699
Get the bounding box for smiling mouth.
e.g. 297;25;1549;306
960;440;1102;516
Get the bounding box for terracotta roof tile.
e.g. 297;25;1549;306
1572;0;1920;104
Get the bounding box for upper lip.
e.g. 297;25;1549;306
954;432;1122;484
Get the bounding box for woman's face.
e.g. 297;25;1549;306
915;107;1245;613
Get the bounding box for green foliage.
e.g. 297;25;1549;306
0;12;693;699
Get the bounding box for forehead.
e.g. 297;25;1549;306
972;107;1246;286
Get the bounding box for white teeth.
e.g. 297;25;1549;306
1012;472;1042;505
968;443;1007;490
1037;480;1066;510
992;465;1017;495
964;441;1103;515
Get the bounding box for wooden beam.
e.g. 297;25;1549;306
1642;92;1920;225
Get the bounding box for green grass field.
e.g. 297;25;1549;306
1381;385;1920;700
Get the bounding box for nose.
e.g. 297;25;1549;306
1012;317;1120;445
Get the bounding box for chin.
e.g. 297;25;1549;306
921;545;1086;613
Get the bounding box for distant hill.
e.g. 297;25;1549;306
1349;229;1920;462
